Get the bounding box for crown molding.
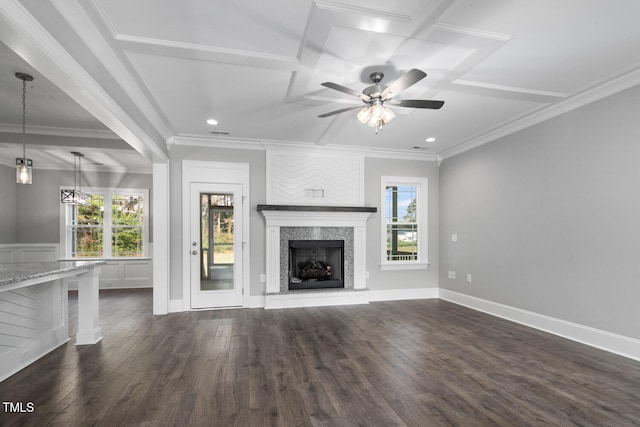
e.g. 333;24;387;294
440;65;640;160
169;135;439;162
0;157;151;174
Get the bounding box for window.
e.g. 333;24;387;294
61;187;149;259
381;176;428;269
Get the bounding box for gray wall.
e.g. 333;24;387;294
439;83;640;340
168;146;439;300
0;164;18;242
365;157;439;290
2;167;151;244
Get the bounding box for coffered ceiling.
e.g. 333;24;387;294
1;0;640;169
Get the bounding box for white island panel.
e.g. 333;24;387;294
0;261;103;382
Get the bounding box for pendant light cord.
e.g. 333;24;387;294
74;154;78;191
21;78;27;159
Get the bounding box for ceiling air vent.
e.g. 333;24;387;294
210;130;231;135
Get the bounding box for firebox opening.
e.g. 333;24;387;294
288;240;344;290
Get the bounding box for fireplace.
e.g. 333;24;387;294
289;240;344;290
258;204;376;309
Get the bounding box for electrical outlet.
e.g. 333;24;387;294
451;233;458;242
259;274;266;283
466;273;472;283
448;271;456;279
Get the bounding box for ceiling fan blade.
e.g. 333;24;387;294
381;68;427;100
388;99;444;109
318;105;363;118
321;82;371;101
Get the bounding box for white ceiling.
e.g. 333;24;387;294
1;0;640;168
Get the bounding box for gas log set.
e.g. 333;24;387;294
298;260;333;279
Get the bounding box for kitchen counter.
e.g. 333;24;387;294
0;260;105;381
0;261;105;290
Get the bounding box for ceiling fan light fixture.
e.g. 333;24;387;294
381;105;395;124
357;106;371;124
319;69;441;133
363;102;394;128
367;103;383;127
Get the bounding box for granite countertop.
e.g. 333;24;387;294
0;261;106;287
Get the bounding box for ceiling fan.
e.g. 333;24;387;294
318;68;444;132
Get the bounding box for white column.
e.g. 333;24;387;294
75;266;103;345
152;161;170;315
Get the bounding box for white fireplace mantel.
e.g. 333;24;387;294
258;205;376;308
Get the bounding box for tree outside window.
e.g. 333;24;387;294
64;188;148;259
381;176;428;269
112;194;144;257
385;185;418;261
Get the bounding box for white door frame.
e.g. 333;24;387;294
182;160;250;310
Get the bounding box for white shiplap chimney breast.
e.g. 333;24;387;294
266;149;364;206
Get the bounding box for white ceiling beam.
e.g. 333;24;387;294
0;0;168;163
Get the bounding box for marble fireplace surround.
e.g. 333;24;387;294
258;205;376;309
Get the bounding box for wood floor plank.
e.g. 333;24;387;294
1;289;640;426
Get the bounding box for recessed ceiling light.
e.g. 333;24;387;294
206;119;218;125
425;137;436;143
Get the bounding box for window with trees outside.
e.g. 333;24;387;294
61;188;149;259
380;176;428;270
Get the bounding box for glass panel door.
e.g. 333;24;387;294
200;193;235;291
190;183;243;309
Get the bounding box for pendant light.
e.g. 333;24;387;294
15;72;34;184
60;152;91;205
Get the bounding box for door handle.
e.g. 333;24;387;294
191;250;198;255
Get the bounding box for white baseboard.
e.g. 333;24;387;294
170;288;436;311
368;287;438;302
438;289;640;362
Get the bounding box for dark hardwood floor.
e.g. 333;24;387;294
1;289;639;426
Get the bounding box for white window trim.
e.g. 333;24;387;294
59;186;150;260
380;176;429;270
